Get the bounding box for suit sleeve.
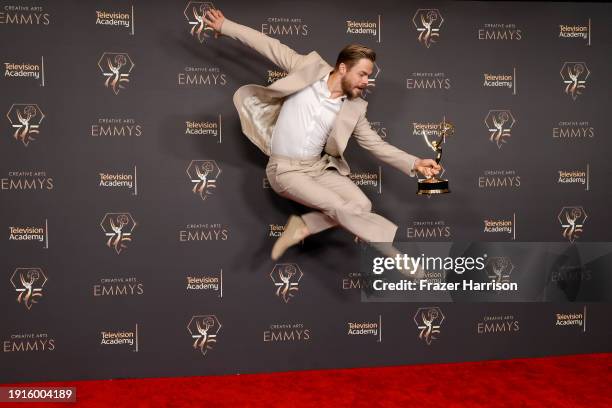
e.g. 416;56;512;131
353;113;420;177
220;18;307;73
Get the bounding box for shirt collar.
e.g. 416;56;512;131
320;71;345;103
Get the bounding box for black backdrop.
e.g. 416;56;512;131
1;0;611;382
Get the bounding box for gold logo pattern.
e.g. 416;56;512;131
10;268;47;310
414;307;445;345
270;263;303;303
187;315;221;356
6;104;45;147
100;213;137;254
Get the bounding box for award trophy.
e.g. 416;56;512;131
417;120;454;195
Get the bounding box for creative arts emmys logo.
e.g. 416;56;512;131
414;307;444;345
485;257;513;284
187;160;221;201
187;315;221;356
561;62;589;100
100;213;137;254
6;104;44;147
270;263;303;303
184;1;216;43
485;110;515;149
412;9;443;48
558;206;587;243
0;5;51;25
10;268;47;310
98;52;134;95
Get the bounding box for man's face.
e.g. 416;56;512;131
340;58;373;100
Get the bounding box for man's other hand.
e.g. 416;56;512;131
413;158;442;178
203;9;225;38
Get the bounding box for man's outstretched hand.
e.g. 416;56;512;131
413;158;442;178
203;9;225;38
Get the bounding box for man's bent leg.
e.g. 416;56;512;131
300;169;373;235
275;169;398;243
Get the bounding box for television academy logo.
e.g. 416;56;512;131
100;213;137;254
482;69;517;95
3;59;45;85
412;9;443;48
6;104;44;147
188;315;221;356
559;20;591;45
185;115;222;143
100;326;139;351
484;256;513;284
98;167;138;195
345;15;381;42
347;316;382;342
184;1;216;43
348;168;381;194
485;110;515;148
483;214;516;240
555;307;586;332
10;267;47;310
98;52;134;94
414;307;444;345
558;206;587;243
267;69;287;84
95;7;134;35
8;220;49;247
560;62;589;100
187;160;221;201
270;263;303;303
186;270;222;297
558;166;589;190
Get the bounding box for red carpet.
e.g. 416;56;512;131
3;353;611;407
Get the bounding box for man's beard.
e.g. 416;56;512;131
341;76;363;100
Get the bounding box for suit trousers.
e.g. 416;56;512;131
265;154;398;243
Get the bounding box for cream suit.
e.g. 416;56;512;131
220;18;419;243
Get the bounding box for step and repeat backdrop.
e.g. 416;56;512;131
2;0;611;382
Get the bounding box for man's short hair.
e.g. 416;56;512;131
335;44;376;71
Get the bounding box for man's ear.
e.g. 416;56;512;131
338;62;347;75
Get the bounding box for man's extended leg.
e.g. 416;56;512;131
270;167;398;255
271;168;376;260
299;168;374;236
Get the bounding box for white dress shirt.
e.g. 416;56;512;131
270;72;345;159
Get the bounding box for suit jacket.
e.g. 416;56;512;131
220;18;418;177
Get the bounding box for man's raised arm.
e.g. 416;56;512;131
204;9;307;73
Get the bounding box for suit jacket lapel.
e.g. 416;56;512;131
325;97;362;156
